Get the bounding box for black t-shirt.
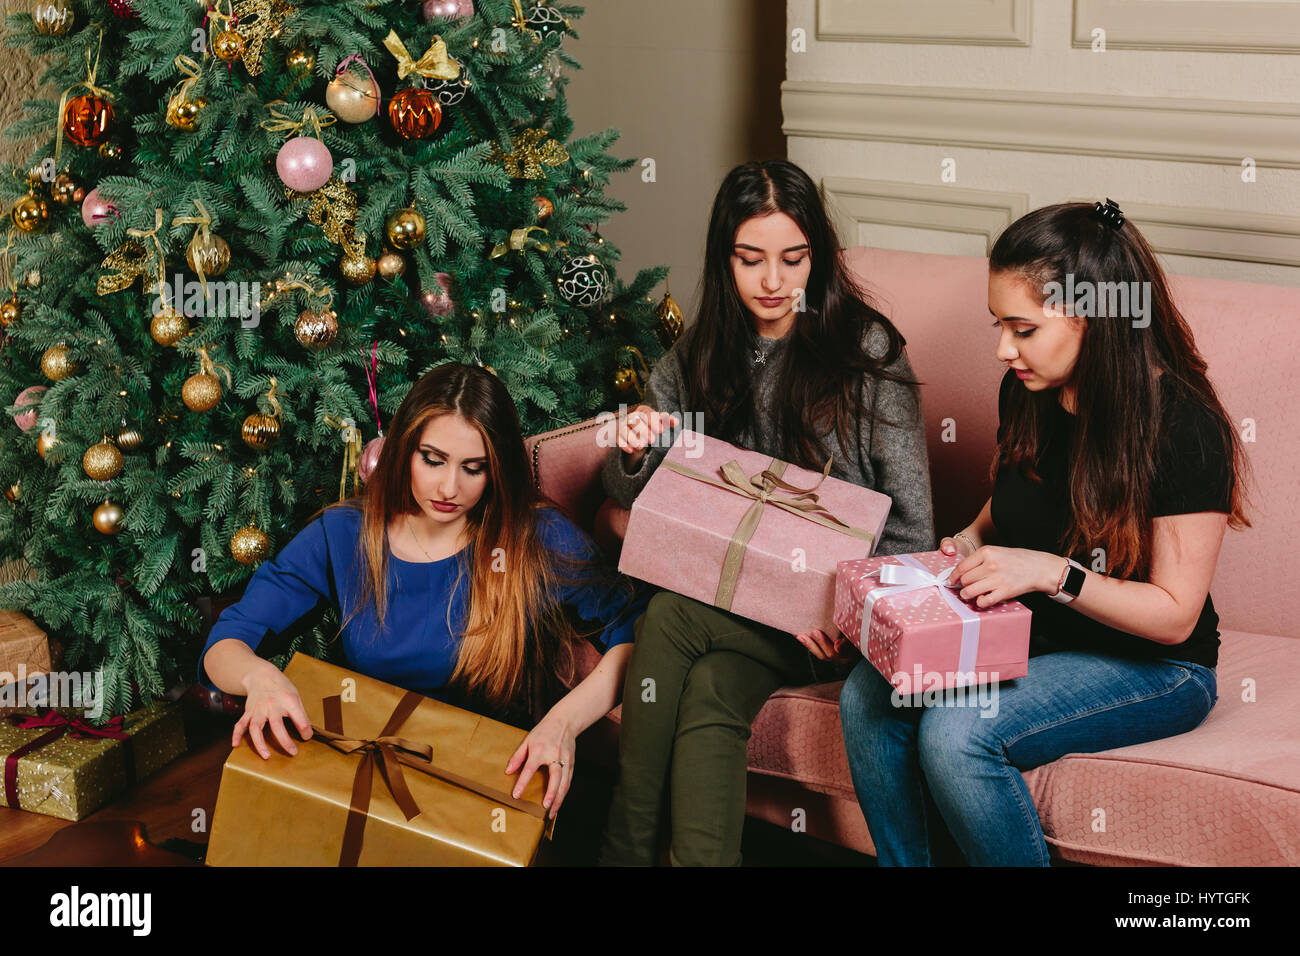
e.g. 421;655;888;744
989;369;1233;668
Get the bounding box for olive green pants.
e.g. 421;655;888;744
599;590;826;866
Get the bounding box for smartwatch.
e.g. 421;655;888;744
1050;558;1087;604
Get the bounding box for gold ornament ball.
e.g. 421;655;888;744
385;207;426;250
213;30;246;62
166;96;207;131
376;251;406;279
4;481;20;503
12;193;51;234
150;308;189;347
534;195;554;222
52;172;83;205
116;425;143;453
326;70;381;124
339;250;376;286
294;308;338;348
1;298;20;327
230;524;270;565
93;501;124;534
613;366;640;397
40;344;77;381
83;439;124;480
286;47;315;73
182;373;222;412
241;412;280;449
32;2;74;35
187;233;230;277
37;431;58;459
99;141;124;161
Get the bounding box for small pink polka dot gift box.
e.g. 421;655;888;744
834;550;1031;692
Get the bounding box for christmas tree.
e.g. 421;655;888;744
0;0;675;718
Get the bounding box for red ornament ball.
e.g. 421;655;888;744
106;0;137;18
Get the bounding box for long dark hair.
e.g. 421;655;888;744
989;202;1252;580
310;363;630;709
685;159;917;472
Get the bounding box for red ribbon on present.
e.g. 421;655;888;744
4;709;129;811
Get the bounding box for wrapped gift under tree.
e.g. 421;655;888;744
835;550;1032;691
0;701;186;821
206;653;554;867
619;431;891;635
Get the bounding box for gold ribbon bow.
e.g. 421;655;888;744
659;455;876;611
290;178;362;256
197;345;233;389
260;273;334;312
323;413;363;501
382;29;461;81
97;208;166;297
262;377;282;419
260;102;335;140
491;128;569;180
490;225;550;259
172;199;215;296
166;55;204;120
55;26;112;166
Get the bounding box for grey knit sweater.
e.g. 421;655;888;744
601;320;936;557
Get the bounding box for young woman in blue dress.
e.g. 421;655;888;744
200;362;649;818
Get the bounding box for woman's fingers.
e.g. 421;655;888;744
231;713;248;748
505;739;529;775
247;718;270;760
550;757;574;819
266;712;298;757
939;536;958;555
513;753;543;800
542;758;563;815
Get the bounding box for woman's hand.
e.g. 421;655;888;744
950;546;1066;607
939;534;977;558
232;665;313;760
506;710;577;820
795;627;855;662
616;405;679;469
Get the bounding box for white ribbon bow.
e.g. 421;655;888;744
860;554;982;687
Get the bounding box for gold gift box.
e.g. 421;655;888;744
206;653;554;867
0;701;187;821
0;608;53;678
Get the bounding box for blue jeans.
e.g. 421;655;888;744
839;633;1218;866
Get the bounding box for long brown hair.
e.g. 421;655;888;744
686;160;918;473
988;202;1252;580
309;363;629;709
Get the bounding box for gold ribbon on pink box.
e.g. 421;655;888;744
659;454;876;612
861;554;984;688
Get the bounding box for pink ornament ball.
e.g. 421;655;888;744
13;385;47;432
424;0;474;21
421;272;454;317
81;187;118;228
358;436;384;483
276;136;333;192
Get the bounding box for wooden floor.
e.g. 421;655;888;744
0;708;872;866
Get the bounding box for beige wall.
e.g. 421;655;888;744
564;0;787;319
784;0;1300;286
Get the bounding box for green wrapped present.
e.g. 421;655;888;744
0;702;186;821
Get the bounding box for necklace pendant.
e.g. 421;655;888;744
754;348;766;366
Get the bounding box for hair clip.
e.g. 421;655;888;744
1093;198;1125;230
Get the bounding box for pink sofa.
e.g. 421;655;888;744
525;246;1300;866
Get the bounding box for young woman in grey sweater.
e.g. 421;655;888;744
598;159;936;866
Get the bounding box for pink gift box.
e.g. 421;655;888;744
618;431;891;634
835;550;1031;691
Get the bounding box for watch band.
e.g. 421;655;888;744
1050;558;1087;604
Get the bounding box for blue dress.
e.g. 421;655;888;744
198;503;647;710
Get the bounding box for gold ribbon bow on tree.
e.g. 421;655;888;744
166;54;205;122
491;128;570;180
196;344;234;390
55;26;112;166
98;208;166;296
172;199;216;297
323;413;363;501
227;0;299;76
262;377;282;419
490;225;550;259
261;101;335;140
382;29;461;82
260;273;333;313
658;455;877;612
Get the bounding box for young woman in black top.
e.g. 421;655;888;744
839;200;1252;865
